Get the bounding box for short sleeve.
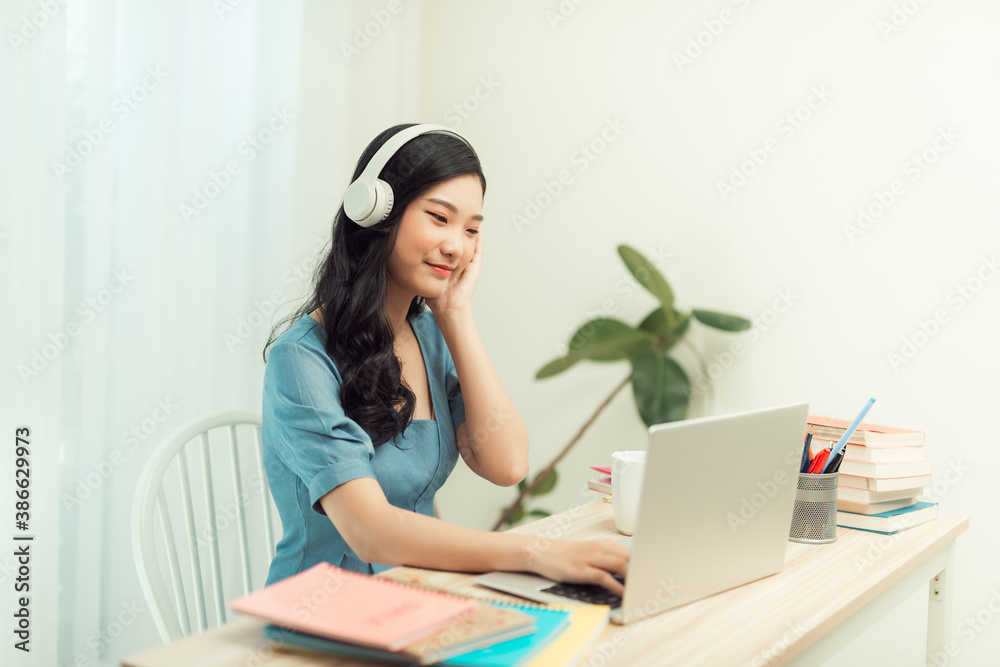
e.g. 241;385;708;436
444;349;466;429
263;342;377;516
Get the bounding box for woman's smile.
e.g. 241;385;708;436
426;262;453;276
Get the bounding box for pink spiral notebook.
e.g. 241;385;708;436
230;562;477;651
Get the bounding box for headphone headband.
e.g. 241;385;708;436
343;124;478;228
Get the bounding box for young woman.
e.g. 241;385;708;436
260;123;629;595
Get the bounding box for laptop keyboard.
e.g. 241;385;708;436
539;574;624;609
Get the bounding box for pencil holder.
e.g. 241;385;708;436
789;472;838;544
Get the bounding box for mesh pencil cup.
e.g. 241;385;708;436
789;472;838;544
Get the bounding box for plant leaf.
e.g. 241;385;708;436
530;468;558;496
638;307;672;338
639;308;691;354
691;309;752;332
537;318;656;378
567;317;656;362
664;312;691;351
508;504;525;525
631;348;691;426
618;245;674;312
535;355;583;379
527;509;551;518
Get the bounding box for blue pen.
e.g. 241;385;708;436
821;397;875;474
799;433;813;473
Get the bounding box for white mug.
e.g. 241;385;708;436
611;450;646;536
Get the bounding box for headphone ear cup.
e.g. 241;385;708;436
373;178;394;223
343;179;375;224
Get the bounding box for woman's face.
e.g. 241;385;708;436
386;173;484;298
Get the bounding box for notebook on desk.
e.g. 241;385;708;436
475;402;809;625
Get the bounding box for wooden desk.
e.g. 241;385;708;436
122;500;968;667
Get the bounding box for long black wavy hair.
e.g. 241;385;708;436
263;123;486;447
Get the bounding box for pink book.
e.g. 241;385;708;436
807;415;920;435
230;562;477;651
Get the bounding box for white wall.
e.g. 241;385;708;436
419;2;1000;665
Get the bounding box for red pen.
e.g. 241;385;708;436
808;449;830;474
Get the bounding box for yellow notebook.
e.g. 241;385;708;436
525;604;610;667
377;567;612;666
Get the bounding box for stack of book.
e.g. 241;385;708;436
807;415;938;534
230;562;609;666
587;465;611;497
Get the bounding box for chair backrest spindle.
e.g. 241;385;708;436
155;489;191;636
227;425;253;595
176;450;209;632
198;433;227;626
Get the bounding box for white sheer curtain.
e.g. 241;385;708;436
4;1;422;664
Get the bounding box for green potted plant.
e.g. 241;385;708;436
493;244;751;530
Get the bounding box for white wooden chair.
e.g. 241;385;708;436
131;409;280;643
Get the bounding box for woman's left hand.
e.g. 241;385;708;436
425;230;482;319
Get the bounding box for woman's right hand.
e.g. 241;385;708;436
522;538;630;596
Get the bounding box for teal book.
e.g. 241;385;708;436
836;501;938;534
442;602;571;666
262;625;418;664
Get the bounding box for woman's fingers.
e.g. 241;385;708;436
588;568;626;596
587;551;628;575
586;541;629;594
590;555;629;589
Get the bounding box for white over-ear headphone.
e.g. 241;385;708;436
342;124;478;228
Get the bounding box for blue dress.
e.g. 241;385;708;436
262;307;465;585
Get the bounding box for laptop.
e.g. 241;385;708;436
474;401;809;624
